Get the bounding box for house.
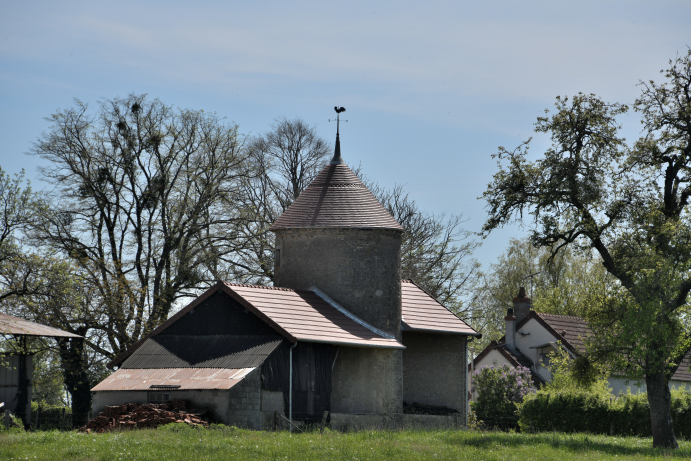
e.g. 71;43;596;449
0;313;81;422
91;126;481;429
470;288;691;395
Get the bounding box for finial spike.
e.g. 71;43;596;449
331;106;346;165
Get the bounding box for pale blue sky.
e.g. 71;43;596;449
1;0;689;269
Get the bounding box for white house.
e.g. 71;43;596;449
470;288;691;395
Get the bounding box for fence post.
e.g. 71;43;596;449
61;407;66;431
35;405;41;430
4;410;9;429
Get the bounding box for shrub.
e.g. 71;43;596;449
471;364;533;429
519;387;691;439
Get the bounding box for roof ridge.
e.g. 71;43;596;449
536;312;586;320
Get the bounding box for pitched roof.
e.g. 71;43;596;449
269;163;404;231
120;335;283;369
401;280;480;337
108;281;404;369
92;367;255;391
0;313;81;338
470;340;545;387
517;312;590;354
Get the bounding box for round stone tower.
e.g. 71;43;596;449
270;115;404;414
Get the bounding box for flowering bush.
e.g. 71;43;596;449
471;364;534;429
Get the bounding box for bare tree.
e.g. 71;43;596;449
227;118;331;283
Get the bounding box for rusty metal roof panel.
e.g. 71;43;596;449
225;283;404;349
401;280;480;336
0;313;81;338
269;164;404;231
121;335;283;369
91;367;255;391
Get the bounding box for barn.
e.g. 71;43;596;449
91;130;480;429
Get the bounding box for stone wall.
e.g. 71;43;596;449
226;368;262;429
402;332;467;414
331;346;403;415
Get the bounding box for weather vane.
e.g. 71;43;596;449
329;106;347;165
328;107;348;133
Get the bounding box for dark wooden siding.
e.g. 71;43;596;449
261;342;335;422
161;290;280;336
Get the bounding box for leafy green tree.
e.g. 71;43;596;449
482;50;691;448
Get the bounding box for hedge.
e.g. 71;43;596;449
519;390;691;439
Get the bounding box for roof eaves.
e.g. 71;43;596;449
299;338;405;350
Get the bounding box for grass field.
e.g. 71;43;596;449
2;425;690;460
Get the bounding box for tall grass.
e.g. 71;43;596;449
2;425;690;460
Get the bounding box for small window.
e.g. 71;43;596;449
274;249;281;268
147;392;170;403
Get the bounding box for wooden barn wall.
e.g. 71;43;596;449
261;342;336;422
161;290;279;337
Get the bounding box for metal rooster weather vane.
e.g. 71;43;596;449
329;106;347;133
329;107;347;165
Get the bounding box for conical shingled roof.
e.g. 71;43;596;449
270;163;404;231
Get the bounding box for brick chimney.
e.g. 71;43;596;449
513;286;531;324
505;307;517;352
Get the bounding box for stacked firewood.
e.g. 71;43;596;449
403;401;459;416
80;401;209;433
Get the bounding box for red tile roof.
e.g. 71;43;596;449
269;163;403;231
0;313;81;338
92;367;255;391
400;280;480;336
225;283;403;349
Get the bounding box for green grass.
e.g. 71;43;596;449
2;426;691;460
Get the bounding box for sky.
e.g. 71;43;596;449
1;0;689;272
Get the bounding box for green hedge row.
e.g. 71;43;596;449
519;390;691;439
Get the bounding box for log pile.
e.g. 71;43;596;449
403;401;459;416
80;401;209;433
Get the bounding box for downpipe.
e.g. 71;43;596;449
289;342;297;432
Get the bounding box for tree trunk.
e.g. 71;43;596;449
15;352;30;426
646;370;678;449
58;336;92;428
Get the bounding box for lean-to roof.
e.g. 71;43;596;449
120;335;283;369
269;163;403;231
0;313;81;338
400;280;480;337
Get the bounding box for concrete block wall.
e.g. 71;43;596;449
331;347;403;415
402;332;467;415
227;368;262;429
261;389;284;413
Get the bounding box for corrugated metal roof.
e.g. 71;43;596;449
269;163;404;231
225;283;405;349
0;313;81;338
400;281;480;336
91;367;255;391
121;335;282;369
